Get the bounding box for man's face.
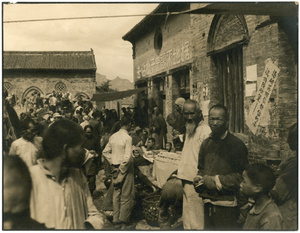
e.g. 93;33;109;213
148;140;155;148
54;117;62;122
240;171;257;197
133;149;141;157
64;143;85;169
183;103;197;123
22;123;37;142
174;104;181;114
209;108;228;137
142;130;148;137
85;128;93;137
65;113;71;119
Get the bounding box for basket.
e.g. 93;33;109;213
142;194;161;227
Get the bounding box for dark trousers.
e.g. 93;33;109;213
87;175;96;194
204;203;239;230
49;105;56;113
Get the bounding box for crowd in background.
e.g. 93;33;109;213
3;89;298;230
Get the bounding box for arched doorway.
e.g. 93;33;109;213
22;86;44;101
22;86;44;111
207;15;249;133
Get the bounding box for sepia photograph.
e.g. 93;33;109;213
2;2;298;230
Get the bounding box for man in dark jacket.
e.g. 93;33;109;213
194;104;248;230
167;98;186;151
150;107;167;149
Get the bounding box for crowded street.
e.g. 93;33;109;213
3;2;298;231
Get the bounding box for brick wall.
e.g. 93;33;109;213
190;8;297;161
133;11;192;82
133;7;192;143
132;3;297;158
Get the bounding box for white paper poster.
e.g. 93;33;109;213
245;83;257;97
246;64;258;81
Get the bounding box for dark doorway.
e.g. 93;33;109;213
214;46;244;133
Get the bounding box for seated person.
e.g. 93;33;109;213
141;128;149;145
131;126;144;147
165;142;175;152
270;123;297;230
3;155;47;230
240;163;283;230
146;137;160;151
133;146;157;191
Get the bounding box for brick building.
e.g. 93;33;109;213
3;50;97;103
123;3;297;161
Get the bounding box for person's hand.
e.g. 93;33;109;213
113;171;125;188
193;175;203;186
172;129;180;137
203;175;216;190
152;186;157;192
112;168;119;179
89;150;97;157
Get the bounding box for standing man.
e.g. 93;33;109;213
194;104;248;229
9;118;43;168
49;94;57;113
102;116;135;229
150;107;167;149
177;99;211;229
35;93;44;109
29;119;105;229
167;97;186;151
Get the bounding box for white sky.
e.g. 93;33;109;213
3;2;159;82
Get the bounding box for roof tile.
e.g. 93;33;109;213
3;50;97;70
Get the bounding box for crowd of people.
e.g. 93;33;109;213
3;89;298;230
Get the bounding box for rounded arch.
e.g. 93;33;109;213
22;86;44;100
74;92;90;100
207;14;249;55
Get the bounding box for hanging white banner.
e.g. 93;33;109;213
246;59;280;135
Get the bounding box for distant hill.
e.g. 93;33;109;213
96;73;134;91
95;73;108;85
95;73;134;105
111;76;134;91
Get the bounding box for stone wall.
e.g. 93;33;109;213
4;70;96;101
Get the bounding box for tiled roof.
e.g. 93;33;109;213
122;3;190;43
3;50;97;70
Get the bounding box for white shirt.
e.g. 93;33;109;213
49;96;57;106
9;137;43;167
30;162;104;229
102;129;132;167
177;121;211;182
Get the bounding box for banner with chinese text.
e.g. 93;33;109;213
246;59;280;135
